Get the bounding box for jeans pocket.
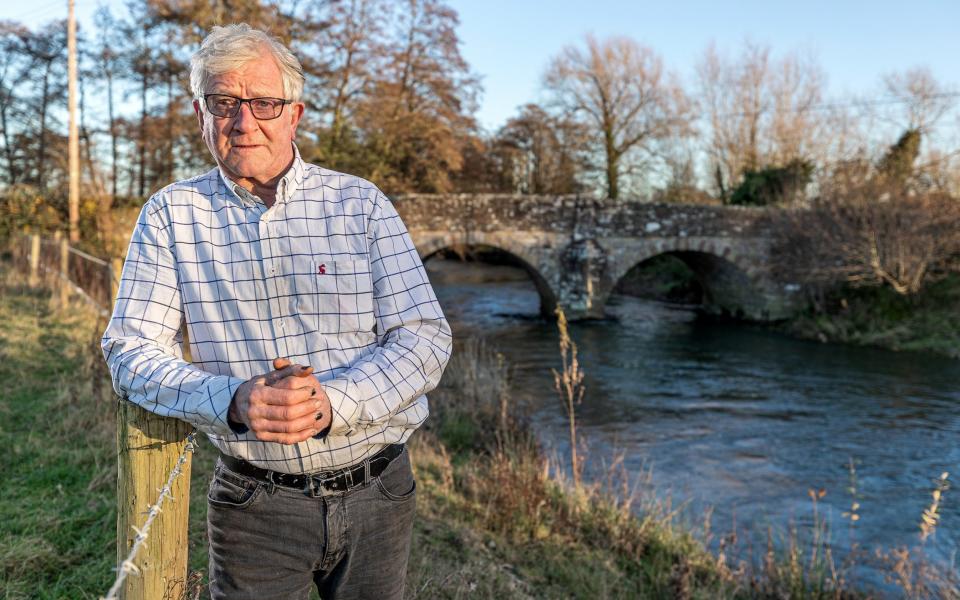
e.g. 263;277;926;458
207;466;264;510
374;447;416;502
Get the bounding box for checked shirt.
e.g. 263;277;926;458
101;147;451;473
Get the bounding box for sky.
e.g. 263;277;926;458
5;0;960;133
447;0;960;132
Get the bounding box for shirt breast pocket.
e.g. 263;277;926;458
310;257;375;334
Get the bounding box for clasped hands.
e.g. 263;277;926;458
228;357;333;444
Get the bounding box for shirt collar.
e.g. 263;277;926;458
217;143;306;209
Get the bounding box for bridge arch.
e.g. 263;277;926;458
604;239;769;319
417;233;559;318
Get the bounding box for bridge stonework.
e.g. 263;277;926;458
393;194;801;321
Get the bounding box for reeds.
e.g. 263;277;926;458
551;306;586;489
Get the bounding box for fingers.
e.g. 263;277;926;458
251;408;322;435
248;392;328;444
271;373;324;394
261;363;313;386
242;360;328;444
252;426;322;445
250;388;319;420
250;384;315;408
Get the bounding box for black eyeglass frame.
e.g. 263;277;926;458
202;93;292;120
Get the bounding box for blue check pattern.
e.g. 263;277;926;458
101;147;452;473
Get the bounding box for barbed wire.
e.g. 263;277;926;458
67;245;111;267
101;430;198;600
24;234;114;315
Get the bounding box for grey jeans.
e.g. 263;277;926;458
206;446;417;600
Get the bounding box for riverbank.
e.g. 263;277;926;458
1;264;955;599
780;275;960;359
617;257;959;359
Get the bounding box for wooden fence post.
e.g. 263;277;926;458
111;257;123;303
59;237;70;308
116;402;193;600
28;234;40;287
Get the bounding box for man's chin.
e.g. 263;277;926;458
222;159;264;179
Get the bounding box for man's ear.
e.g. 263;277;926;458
288;102;305;140
193;99;205;133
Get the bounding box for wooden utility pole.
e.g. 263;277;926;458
68;0;80;243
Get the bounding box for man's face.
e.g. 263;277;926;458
193;51;304;193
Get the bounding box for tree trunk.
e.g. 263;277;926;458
0;92;16;184
107;70;117;200
37;62;51;191
138;62;148;198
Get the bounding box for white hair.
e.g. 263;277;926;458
190;24;305;103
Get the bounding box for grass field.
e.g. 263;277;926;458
1;262;955;599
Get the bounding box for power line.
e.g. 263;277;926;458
4;0;65;22
709;92;960;119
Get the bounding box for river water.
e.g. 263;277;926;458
426;258;959;589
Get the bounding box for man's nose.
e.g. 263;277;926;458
231;101;260;131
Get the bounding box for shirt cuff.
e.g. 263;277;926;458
197;374;248;436
321;377;362;437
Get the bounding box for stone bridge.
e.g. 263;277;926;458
393;194;800;321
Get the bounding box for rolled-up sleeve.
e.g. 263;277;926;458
101;199;245;435
323;191;452;436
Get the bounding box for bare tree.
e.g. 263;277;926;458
768;51;826;165
882;67;956;135
697;42;828;200
697;41;768;199
543;34;691;200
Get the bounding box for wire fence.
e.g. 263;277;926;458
7;233;115;315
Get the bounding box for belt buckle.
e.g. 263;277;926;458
305;473;324;497
317;467;353;493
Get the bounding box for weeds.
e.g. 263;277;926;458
551;306;586;489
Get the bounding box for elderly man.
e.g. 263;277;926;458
101;24;451;599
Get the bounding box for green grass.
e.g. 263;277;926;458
0;275;116;599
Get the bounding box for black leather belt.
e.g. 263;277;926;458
219;444;404;496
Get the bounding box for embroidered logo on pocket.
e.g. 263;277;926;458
317;263;326;275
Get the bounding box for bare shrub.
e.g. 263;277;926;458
774;181;960;297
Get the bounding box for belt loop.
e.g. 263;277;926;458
364;454;371;484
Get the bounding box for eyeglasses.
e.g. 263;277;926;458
203;94;291;120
